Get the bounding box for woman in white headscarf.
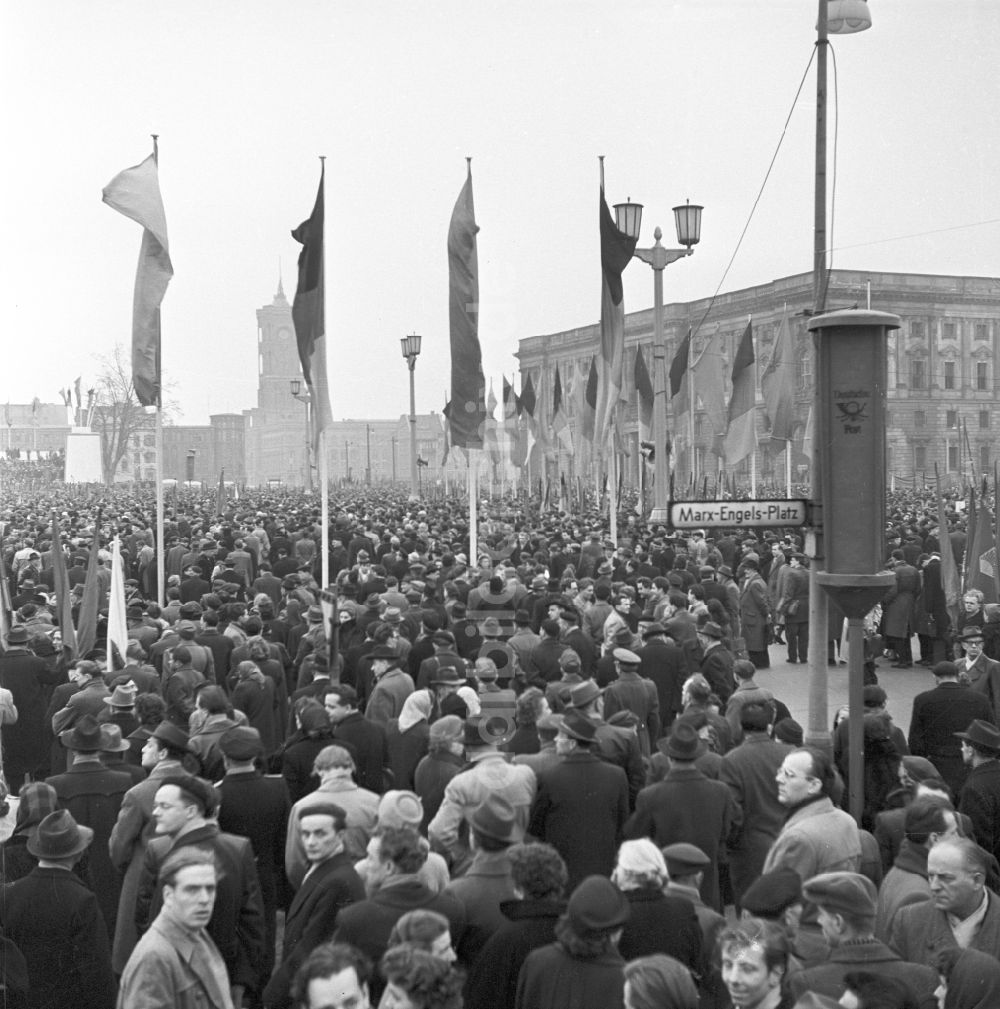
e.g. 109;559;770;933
385;689;433;790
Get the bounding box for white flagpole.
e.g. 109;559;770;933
786;444;792;497
150;134;166;608
609;424;618;546
687;334;695;486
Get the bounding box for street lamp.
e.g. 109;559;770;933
401;332;423;499
617;198;703;523
289;378;313;491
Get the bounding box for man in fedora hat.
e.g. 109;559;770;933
109;720;196;973
136;774;265;1004
636;621;689;736
428;715;536;869
528;709;629;891
444;794;523;963
698;621;735;706
47;712;133;936
957;719;1000;863
414;628;464;691
364;645;414;727
0;809;116;1009
626;720;740;911
569;678;644;809
119;846;236;1009
103;680;140;736
958;625;1000;721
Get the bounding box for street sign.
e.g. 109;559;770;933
670;499;809;529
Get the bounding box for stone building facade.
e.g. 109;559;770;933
515;269;1000;489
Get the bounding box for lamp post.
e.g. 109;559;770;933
805;0;872;760
401;332;423;499
617;199;703;524
289;379;313;491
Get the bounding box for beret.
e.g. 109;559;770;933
661;842;710;876
218;726;264;761
740;869;803;916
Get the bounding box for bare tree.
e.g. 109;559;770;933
91;344;148;485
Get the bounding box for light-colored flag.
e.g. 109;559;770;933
102;154;172;407
723;321;757;465
552;365;574;453
690;328;727;458
761;311;797;442
107;536;128;671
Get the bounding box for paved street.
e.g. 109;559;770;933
754;638;932;744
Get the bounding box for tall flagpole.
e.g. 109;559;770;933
319;155;330;589
152;133;165;607
750;313;758;498
468;451;478;567
687;332;695;486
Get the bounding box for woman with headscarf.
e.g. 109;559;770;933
933;947;1000;1009
611;839;702;971
387;690;433;790
623;955;699;1009
232;659;279;756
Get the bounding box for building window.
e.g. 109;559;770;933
796;350;813;392
981;410;990;430
948;444;959;471
977;361;988;391
976;323;989;342
946;410;958;429
942;322;957;341
910;359;927;389
982;445;991;473
915;445;927;470
911;321;925;340
914;411;926;428
944;361;956;390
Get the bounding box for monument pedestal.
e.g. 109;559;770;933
65;427;102;483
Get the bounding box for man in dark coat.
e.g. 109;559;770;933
0;809;117;1009
325;682;389;794
625;721;741;911
0;625;63;786
636;622;689;735
46;713;132;937
719;702;792;907
216;726;291;986
919;552;952;664
956;719;1000;863
908;661;994;797
262;801;364;1009
135;774;266;1003
528;709;628;892
697;622;735;706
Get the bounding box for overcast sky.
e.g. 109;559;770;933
2;1;997;425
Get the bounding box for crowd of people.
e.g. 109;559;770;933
0;483;997;1008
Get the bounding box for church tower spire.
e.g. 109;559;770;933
274;259;287;305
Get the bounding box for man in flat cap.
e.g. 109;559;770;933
603;648;660;756
788;871;938;1005
663;842;726;953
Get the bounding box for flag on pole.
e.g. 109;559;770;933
441;399;452;467
448;161;485;449
552;365;574;453
690;328;727;458
216;470;226;516
291;165;334;454
76;517;103;659
761;311;797;442
669;329;692;398
0;527;11;651
723;321;757;465
484;382;500;464
594;188;638;451
802;404;815;464
107;536;128;671
102;154;173;407
634;345;654;445
936;467;961;632
50;511;79;660
581;357;598;443
967;494;998;602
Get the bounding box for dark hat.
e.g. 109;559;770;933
900;755;939;783
432;629;456;647
773;718;804;746
642;622;667;639
60;713;104;752
383;607;402;625
568;680;605;710
566;875;631;935
308;605;324;623
514;609;532;626
612;647;641;666
718;565;734;579
663;721;701;761
297;802;347;825
960;625;985;642
99;723;131;753
429;665;465;686
863;685;887;708
219;726;264;761
176;620;197;637
364;593;381;608
6;627;28;645
150;720;192;753
27;810;93;860
740;869;803;916
463;715;494;749
298;703;331;732
470;795;522;843
697;621;724;640
560;708;598;743
481;616;501;637
955;719;1000;755
802;871;876;918
607;709;640;729
699;565;716;578
370;644;399;662
179;601;203;618
160;774;219;817
933;661;961;679
661;842;711;877
559;650;582;673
